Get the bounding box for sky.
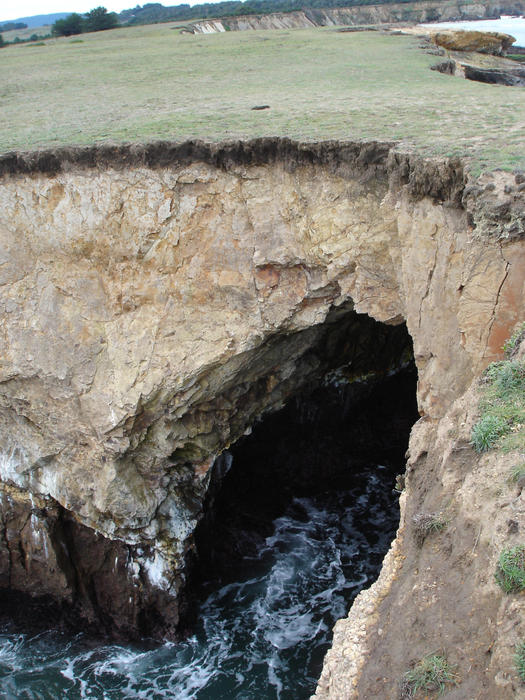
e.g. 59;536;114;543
0;0;208;22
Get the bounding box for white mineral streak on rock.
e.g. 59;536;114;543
142;550;171;591
0;446;27;488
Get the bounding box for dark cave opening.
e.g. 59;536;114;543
192;322;420;589
180;321;420;696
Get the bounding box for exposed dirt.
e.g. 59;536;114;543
0;138;395;179
0;137;468;205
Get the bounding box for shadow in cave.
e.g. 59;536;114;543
191;333;420;593
181;327;420;695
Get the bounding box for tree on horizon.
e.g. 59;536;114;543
52;6;119;37
52;13;84;36
84;6;119;32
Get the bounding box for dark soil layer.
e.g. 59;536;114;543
0;138;466;205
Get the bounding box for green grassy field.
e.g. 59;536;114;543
1;23;524;172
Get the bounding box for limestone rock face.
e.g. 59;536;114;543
0;140;523;654
432;29;516;55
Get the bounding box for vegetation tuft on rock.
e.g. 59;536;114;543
412;512;448;546
471;326;525;453
515;641;525;683
401;653;458;698
503;321;525;359
495;544;525;593
510;462;525;485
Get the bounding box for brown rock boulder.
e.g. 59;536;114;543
432;29;516;55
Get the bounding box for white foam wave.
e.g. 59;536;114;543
0;472;400;699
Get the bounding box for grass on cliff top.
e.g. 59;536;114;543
1;23;524;172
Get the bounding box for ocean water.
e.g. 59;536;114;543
421;16;525;48
0;464;399;700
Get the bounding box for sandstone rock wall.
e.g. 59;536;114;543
0;140;523;654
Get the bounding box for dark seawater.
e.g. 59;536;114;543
0;464;399;700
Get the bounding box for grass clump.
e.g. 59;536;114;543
510;462;525;483
495;544;525;593
412;512;448;546
401;654;458;698
471;413;508;452
471;335;525;453
503;322;525;360
515;641;525;683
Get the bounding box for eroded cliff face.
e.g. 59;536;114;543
187;0;525;34
0;140;524;683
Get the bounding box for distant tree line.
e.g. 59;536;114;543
0;21;28;32
119;0;416;24
0;31;52;48
52;6;119;36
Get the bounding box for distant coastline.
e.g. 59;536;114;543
422;16;525;47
